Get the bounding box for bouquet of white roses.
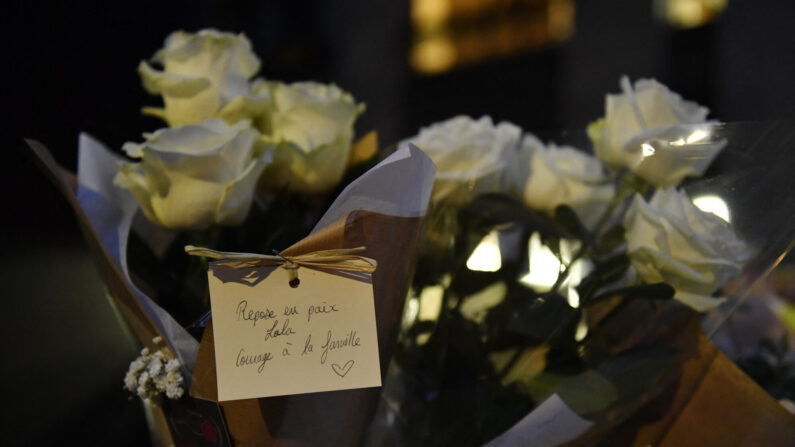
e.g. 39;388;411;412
27;26;795;446
28;28;439;447
367;78;795;446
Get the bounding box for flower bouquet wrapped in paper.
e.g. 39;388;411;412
367;78;795;446
28;28;436;446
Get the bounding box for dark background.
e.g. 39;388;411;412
4;0;795;444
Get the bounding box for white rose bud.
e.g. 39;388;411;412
115;119;273;230
139;29;271;127
511;135;614;228
403;115;521;203
588;76;724;187
624;188;751;312
258;81;364;194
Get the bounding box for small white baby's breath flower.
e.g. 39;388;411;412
148;357;163;376
128;358;146;374
166;383;184;399
138;371;151;387
123;372;138;392
153;376;167;392
124;347;185;400
165;358;181;373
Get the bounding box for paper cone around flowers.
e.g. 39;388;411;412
27;134;436;446
26;137;179;357
568;321;795;446
189;143;436;446
623;331;795;446
483;297;795;447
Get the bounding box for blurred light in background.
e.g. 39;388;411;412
520;232;591;307
670;128;711;146
520;231;561;290
467;230;503;272
693;194;731;222
459;281;508;323
410;0;575;74
403;296;420;328
654;0;728;29
418;284;446;321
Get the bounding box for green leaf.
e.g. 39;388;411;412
520;345;677;415
496;290;578;342
576;253;630;302
554;204;587;241
520;370;618;415
595;223;625;254
595;345;677;402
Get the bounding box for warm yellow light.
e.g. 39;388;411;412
575;317;588;341
656;0;728;29
686;128;710;144
412;0;452;30
567;286;581;309
460;281;507;323
467;230;502;272
520;232;561;291
670;138;687;146
693;194;731;222
402;297;419;329
547;0;576;41
418;285;445;321
410;37;457;74
641;143;657;157
520;232;591;305
670;128;711;147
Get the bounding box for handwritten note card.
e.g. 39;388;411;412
207;265;381;401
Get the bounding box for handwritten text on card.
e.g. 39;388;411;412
207;266;381;401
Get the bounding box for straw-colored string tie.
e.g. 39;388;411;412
185;245;377;288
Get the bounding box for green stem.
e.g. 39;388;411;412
498;347;524;380
551;170;638;294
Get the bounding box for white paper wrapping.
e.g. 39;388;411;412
312;143;436;232
75;136;436;383
76;133;200;378
484;394;594;447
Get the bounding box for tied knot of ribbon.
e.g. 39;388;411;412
185;245;377;287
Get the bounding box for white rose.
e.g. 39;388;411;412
138;29;270;127
115;119;272;230
588;76;724;187
403;115;522;203
623;188;750;312
510;135;614;228
259;81;364;194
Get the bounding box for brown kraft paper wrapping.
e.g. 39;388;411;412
575;315;795;446
627;331;795;447
190;210;426;446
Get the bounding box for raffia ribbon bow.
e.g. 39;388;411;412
185;245;377;286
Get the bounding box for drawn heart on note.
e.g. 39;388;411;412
331;360;354;378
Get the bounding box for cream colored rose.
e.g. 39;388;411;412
623;188;750;312
403;115;522;203
511;135;614;228
115;119;272;230
588;76;724;187
138;29;270;127
258;81;364;194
